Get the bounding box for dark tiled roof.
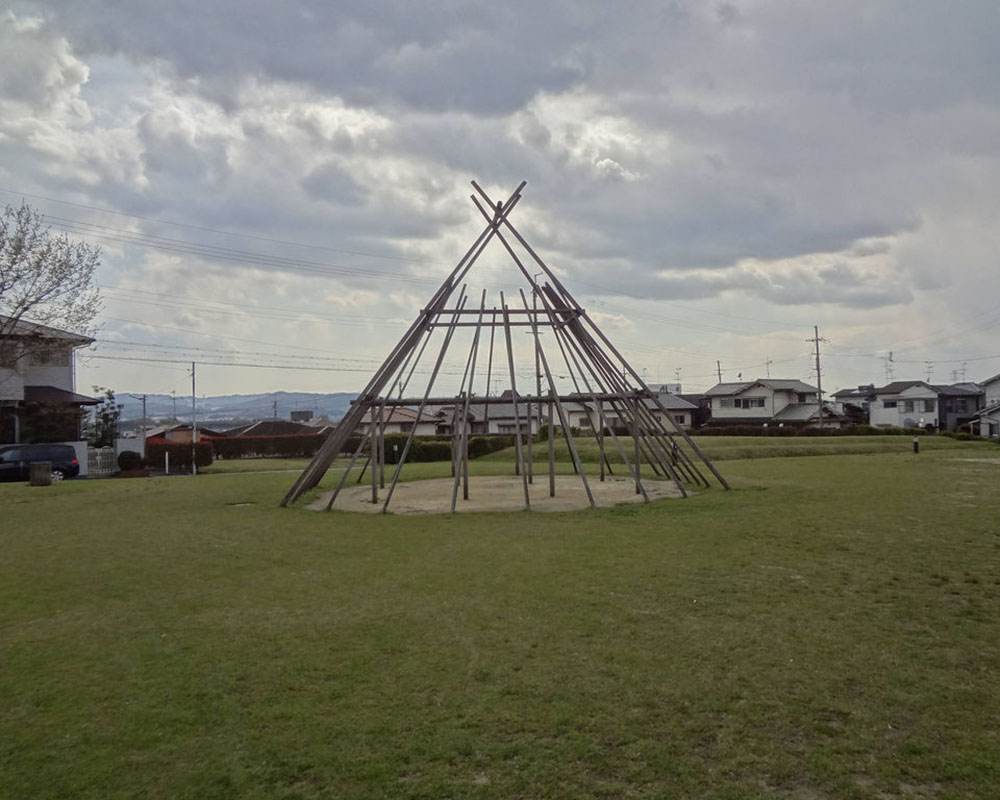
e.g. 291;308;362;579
706;379;818;396
0;315;94;345
22;384;99;405
228;420;315;437
875;381;983;397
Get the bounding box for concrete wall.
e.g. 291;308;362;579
21;363;75;391
0;368;24;401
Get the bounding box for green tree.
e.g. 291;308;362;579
87;387;122;447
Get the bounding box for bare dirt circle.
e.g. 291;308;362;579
307;475;684;514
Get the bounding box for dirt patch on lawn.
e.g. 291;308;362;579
307;475;684;514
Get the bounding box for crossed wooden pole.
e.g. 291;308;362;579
281;181;729;511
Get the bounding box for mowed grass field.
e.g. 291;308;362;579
2;438;1000;799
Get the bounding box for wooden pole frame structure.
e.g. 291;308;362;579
282;181;729;512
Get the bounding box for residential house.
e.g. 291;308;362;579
868;381;983;431
223;419;314;437
830;384;877;422
145;422;224;444
432;391;548;436
704;379;841;428
561;393;697;431
0;316;98;445
355;406;438;437
971;373;999;438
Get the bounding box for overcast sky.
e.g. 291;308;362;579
2;1;999;408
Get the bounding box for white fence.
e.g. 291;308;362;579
85;440;147;478
87;447;118;478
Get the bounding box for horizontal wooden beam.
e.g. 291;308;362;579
355;392;652;407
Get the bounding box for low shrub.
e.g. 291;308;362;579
116;450;145;471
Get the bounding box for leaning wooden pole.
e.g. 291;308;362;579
518;289;595;509
500;292;531;511
451;292;486;512
473;180;728;490
282;184;524;506
324;431;369;511
382;292;470;513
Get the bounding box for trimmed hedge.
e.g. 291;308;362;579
212;434;326;459
468;435;516;459
690;424;929;437
146;440;213;471
380;434;451;463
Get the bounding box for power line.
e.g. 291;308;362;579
0;185;434;264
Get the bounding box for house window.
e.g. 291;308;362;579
731;397;765;409
902;401;914;413
28;347;70;367
399;422;414;432
720;398;734;408
497;424;517;434
923;400;935;413
956;399;968;413
883;401;897;408
673;414;686;425
797;393;810;403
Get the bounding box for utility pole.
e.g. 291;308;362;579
272;396;278;418
925;361;933;382
807;326;827;431
716;360;722;383
191;362;197;476
883;352;894;383
171;390;177;421
765;357;773;378
674;367;682;384
129;394;148;457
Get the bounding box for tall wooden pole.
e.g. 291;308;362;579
500;292;531;510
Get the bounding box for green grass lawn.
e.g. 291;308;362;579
199;434;983;477
482;433;985;466
201;457;314;474
2;443;1000;798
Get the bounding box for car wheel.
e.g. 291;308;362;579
51;468;67;481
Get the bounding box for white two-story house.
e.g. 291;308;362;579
704;379;839;427
0;316;97;445
972;373;999;438
868;381;983;431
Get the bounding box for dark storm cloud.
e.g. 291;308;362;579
39;0;598;113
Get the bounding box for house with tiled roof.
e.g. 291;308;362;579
1;316;98;445
868;381;983;431
704;378;843;428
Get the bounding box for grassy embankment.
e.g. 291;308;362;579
2;441;999;798
202;433;989;475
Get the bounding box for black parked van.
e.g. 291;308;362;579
0;444;81;481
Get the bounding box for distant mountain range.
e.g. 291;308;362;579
117;391;358;422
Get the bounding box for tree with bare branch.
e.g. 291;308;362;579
0;202;101;375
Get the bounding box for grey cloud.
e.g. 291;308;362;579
300;163;367;205
5;1;999;318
